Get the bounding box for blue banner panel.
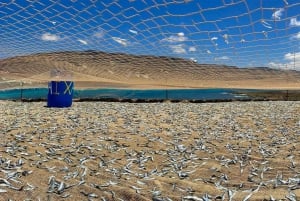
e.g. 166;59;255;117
47;81;74;107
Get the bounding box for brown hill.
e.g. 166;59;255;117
0;51;299;89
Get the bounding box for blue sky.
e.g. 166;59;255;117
0;0;299;70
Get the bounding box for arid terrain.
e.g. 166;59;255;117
0;101;299;200
1;51;299;90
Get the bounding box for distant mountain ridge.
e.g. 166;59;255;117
0;51;299;89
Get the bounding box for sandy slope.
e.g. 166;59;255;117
0;51;299;89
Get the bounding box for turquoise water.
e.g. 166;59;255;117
0;88;247;100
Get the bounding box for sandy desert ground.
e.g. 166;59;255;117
0;101;299;200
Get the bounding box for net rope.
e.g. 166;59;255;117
0;0;299;89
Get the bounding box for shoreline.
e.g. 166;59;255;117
1;79;300;91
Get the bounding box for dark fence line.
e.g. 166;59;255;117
10;97;294;103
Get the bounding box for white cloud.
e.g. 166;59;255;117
162;32;188;43
41;33;60;41
262;31;268;38
211;37;218;46
291;32;300;40
112;37;129;46
169;44;186;54
190;58;197;62
284;52;300;61
269;52;300;70
222;34;229;44
261;20;272;29
290;18;300;26
129;29;138;35
268;61;297;70
189;46;196;52
272;8;284;20
78;39;88;45
268;62;280;68
177;32;184;37
215;56;230;61
93;29;105;39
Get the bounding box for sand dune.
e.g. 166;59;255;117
0;51;299;89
